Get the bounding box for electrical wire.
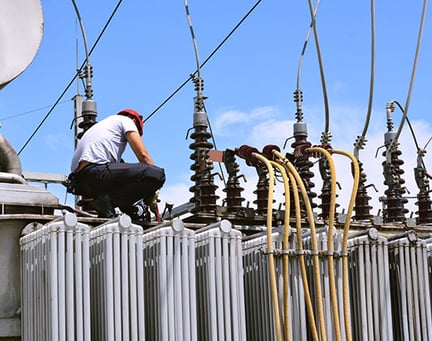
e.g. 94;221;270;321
71;0;90;71
184;0;201;81
308;146;341;341
332;149;360;341
143;0;262;123
389;100;430;171
391;100;421;152
306;0;330;136
17;0;124;155
393;0;428;145
354;0;376;158
362;0;376;138
274;149;325;341
269;160;292;341
252;153;282;341
203;103;227;185
296;0;321;91
282;163;319;341
0;100;70;121
71;0;93;100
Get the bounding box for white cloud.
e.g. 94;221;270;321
212;106;279;137
213;110;249;134
159;182;191;207
247;119;294;148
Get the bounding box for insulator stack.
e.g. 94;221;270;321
290;132;317;216
222;149;245;213
317;157;339;219
382;189;408;222
414;166;432;224
382;149;408;222
253;167;271;216
188;76;219;214
194;178;219;214
188;130;218;214
353;160;373;220
415;193;432;224
318;190;332;219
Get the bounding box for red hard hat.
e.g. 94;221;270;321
118;109;143;136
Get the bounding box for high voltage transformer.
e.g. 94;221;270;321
2;0;432;340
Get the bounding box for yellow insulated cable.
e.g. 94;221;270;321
273;160;319;341
332;149;360;341
252;153;282;341
270;160;292;341
273;150;326;341
308;147;341;341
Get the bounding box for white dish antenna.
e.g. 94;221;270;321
0;0;44;89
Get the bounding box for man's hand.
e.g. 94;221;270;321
146;190;161;221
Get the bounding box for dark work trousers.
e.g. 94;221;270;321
70;162;165;213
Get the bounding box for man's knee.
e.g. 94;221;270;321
142;165;166;187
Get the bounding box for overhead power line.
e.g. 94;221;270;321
18;0;125;155
18;0;262;154
0;100;70;121
143;0;262;123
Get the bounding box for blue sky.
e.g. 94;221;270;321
1;1;432;216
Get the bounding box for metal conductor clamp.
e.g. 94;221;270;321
84;64;94;100
293;88;304;122
414;150;432;224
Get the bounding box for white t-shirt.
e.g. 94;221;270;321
71;115;138;172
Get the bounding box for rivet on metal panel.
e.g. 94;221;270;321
219;219;231;233
368;227;379;240
171;219;184;232
64;212;77;228
118;214;131;228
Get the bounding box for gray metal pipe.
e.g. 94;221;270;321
0;172;26;184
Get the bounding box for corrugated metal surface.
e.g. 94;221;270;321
347;229;393;341
195;220;247;341
19;212;432;341
388;233;432;340
242;227;307;341
142;220;197;341
20;213;90;341
89;215;145;341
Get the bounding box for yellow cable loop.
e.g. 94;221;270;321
332;149;360;341
273;160;319;341
252;153;282;341
270;160;291;341
273;150;326;341
308;146;341;341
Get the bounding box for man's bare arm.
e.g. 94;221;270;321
126;131;154;165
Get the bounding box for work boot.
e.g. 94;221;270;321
88;194;116;218
125;200;151;223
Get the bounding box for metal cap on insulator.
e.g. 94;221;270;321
384;131;396;146
82;99;97;119
293;121;308;137
193;106;208;128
